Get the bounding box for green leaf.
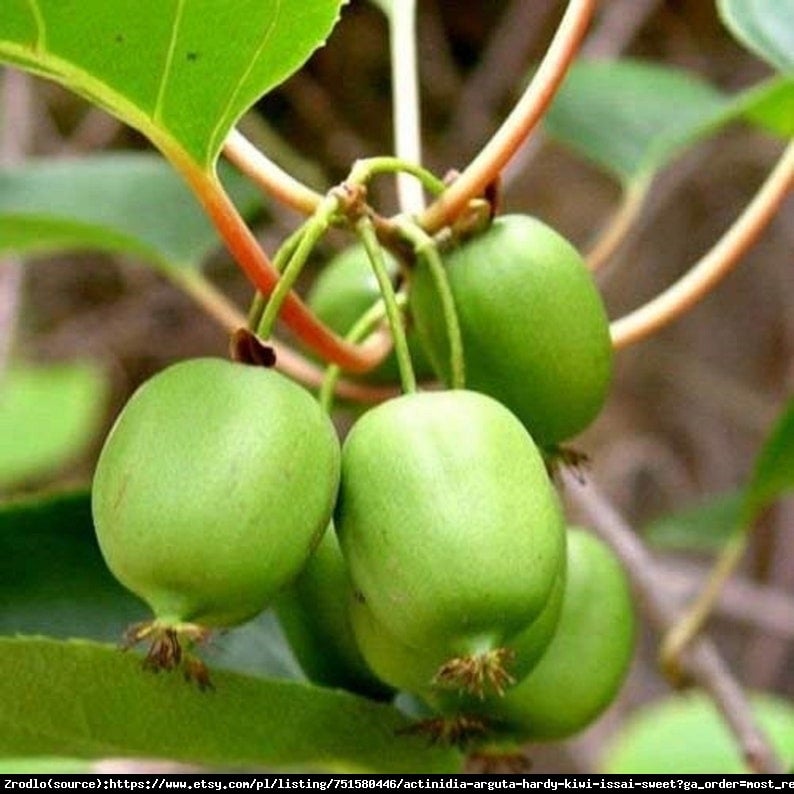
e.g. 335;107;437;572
643;491;744;552
0;363;106;491
0;1;344;169
0;488;305;681
544;59;793;184
736;75;794;137
0;489;143;638
0;153;259;270
742;398;794;522
544;59;727;183
602;692;794;773
0;637;462;773
0;758;93;774
718;0;794;74
643;400;794;550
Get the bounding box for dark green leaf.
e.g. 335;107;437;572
544;60;793;184
0;488;304;681
0;1;345;168
602;692;794;773
742;398;794;522
643;491;744;552
0;759;93;773
718;0;794;74
0;154;260;270
0;363;106;491
0;637;462;773
544;59;727;182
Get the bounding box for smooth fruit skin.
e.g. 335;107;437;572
308;244;433;383
603;693;794;773
274;527;393;700
335;389;566;655
350;554;566;698
409;215;613;446
92;358;341;628
475;529;635;741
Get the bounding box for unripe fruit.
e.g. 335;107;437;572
308;244;433;384
349;555;566;698
335;389;566;694
468;529;635;741
92;359;341;634
274;527;393;700
409;215;613;446
603;693;794;773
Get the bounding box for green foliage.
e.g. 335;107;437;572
643;491;744;552
0;1;345;168
0;637;461;773
603;693;794;773
742;399;794;523
545;59;794;185
0;363;106;491
0;154;259;271
718;0;794;74
644;399;794;550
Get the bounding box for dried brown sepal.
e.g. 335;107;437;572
120;620;213;689
229;328;277;368
397;715;489;749
466;750;533;774
433;647;516;698
544;444;590;484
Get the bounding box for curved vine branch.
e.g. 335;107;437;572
419;0;596;233
223;128;323;216
611;140;794;349
585;177;651;272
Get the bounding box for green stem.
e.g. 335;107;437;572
247;225;307;329
319;298;395;413
348;156;447;199
356;216;417;395
397;218;466;390
257;194;340;339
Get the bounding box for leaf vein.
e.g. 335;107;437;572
153;0;186;124
25;0;46;53
206;0;282;166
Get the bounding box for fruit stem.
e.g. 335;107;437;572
247;224;307;330
180;166;389;373
162;265;395;403
397;218;466;390
319;298;398;413
356;216;417;395
257;194;341;340
348;157;447;202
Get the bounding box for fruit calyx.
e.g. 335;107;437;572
397;715;489;748
123;619;213;689
433;647;516;698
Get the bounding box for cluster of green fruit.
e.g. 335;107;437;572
91;214;634;747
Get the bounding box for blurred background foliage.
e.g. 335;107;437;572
0;0;791;773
